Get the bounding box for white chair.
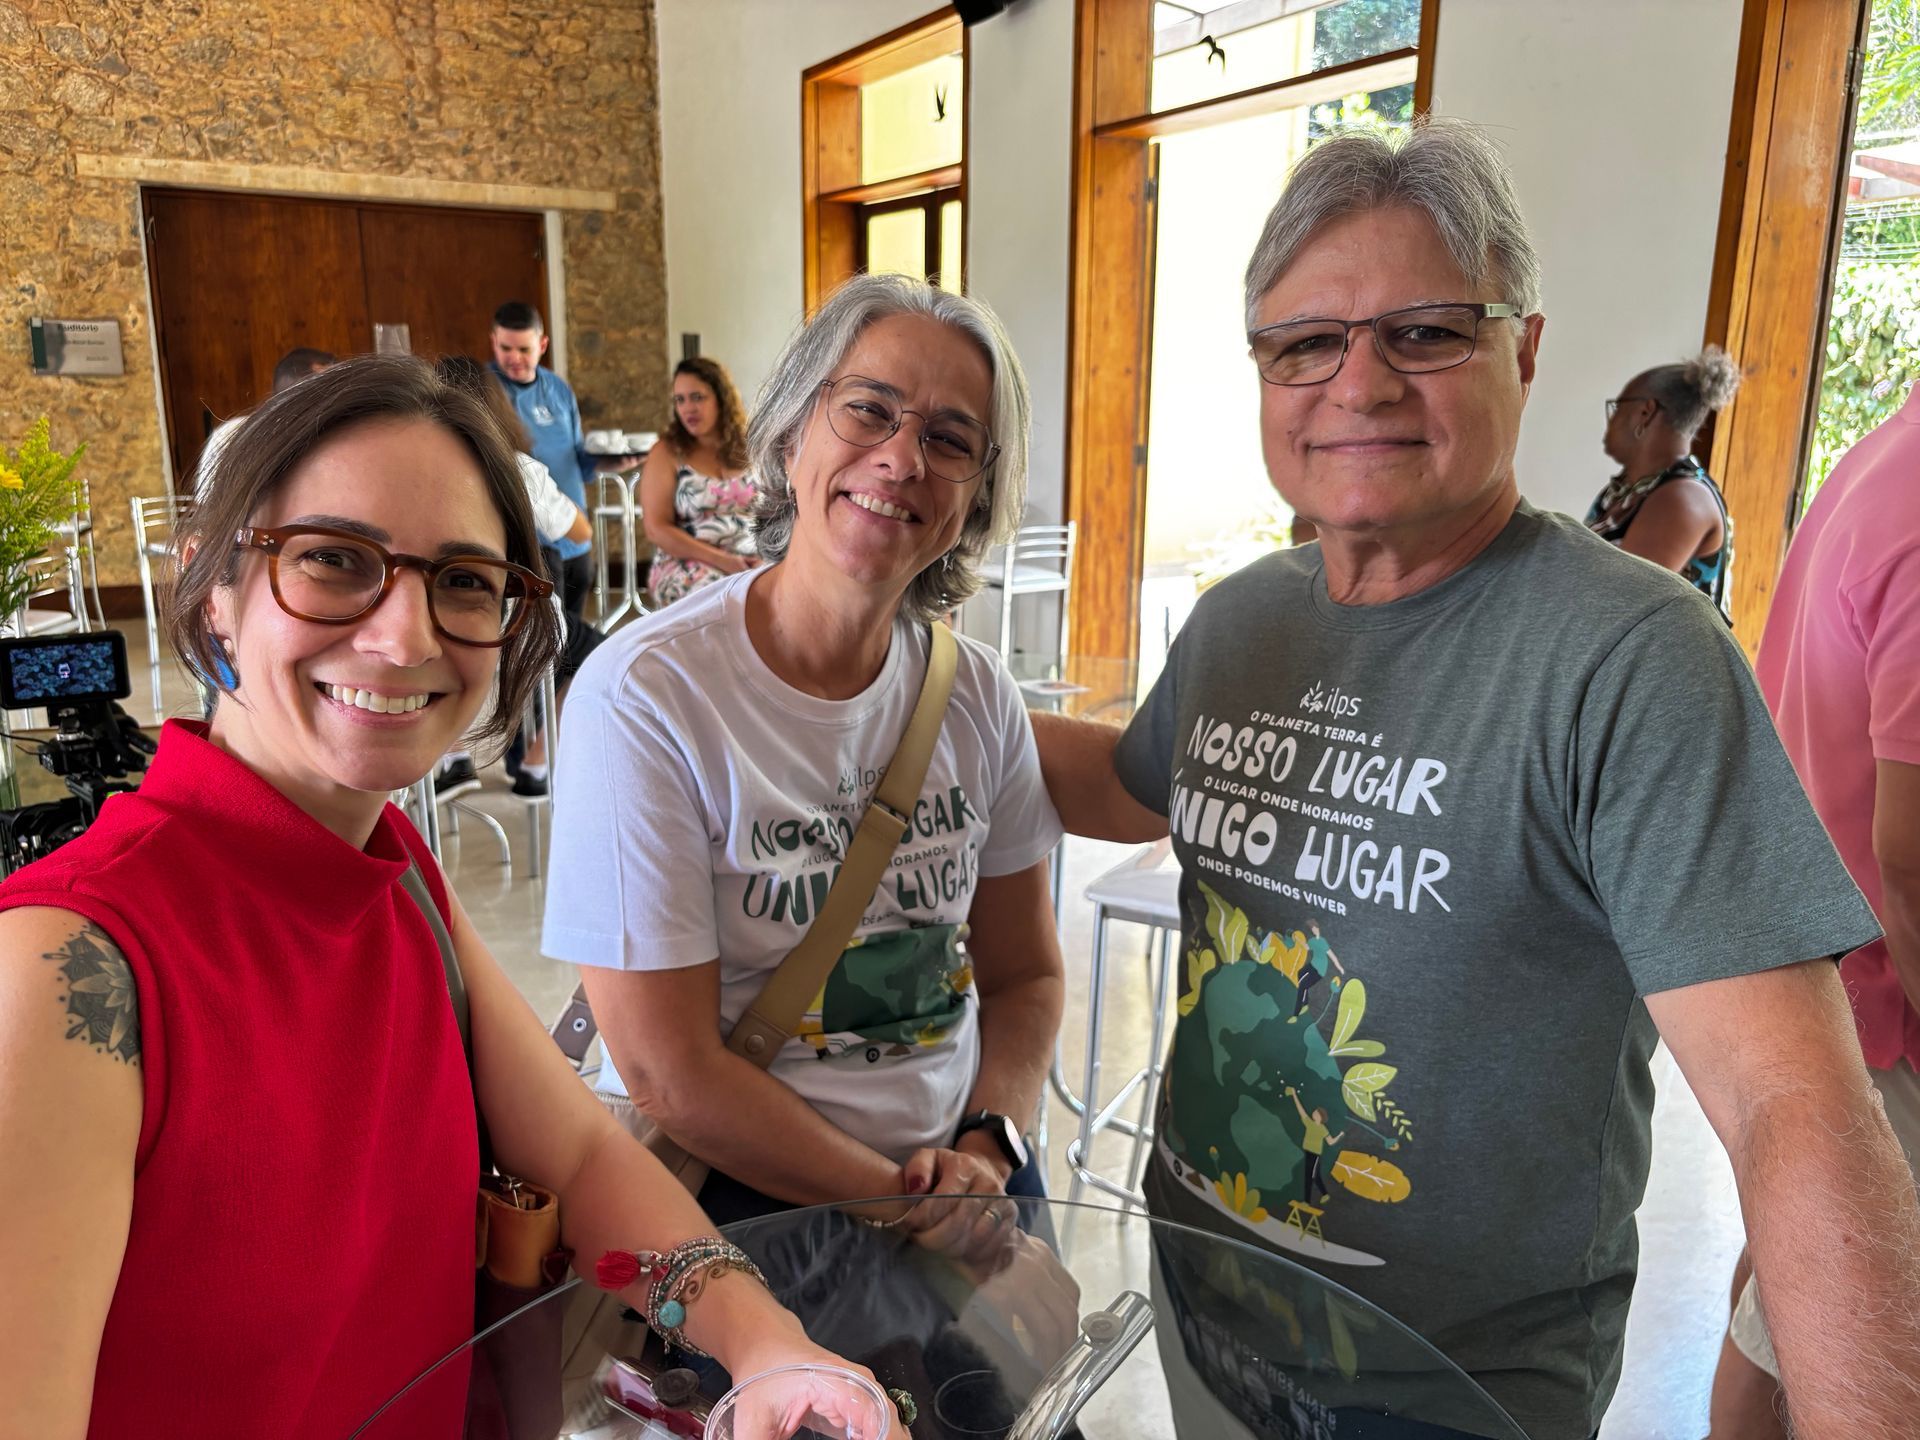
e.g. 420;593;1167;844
402;778;513;871
50;478;106;631
1061;839;1180;1237
522;664;561;879
589;471;642;633
11;553;88;639
984;522;1076;660
132;495;193;718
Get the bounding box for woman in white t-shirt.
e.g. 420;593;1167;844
543;275;1065;1251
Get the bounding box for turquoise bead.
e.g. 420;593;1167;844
659;1299;686;1329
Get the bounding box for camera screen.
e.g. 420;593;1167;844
0;633;131;707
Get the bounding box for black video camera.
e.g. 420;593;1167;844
0;631;155;871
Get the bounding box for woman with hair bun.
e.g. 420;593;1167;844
1590;345;1743;621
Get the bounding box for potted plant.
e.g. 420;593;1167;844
0;417;86;630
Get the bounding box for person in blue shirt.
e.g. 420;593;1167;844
487;300;640;620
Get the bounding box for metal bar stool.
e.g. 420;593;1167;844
51;478;106;631
590;472;640;634
984;522;1076;660
522;664;561;879
439;792;513;867
132;495;192;719
1062;840;1180;1247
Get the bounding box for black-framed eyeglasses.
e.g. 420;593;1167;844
233;525;552;648
1605;396;1660;421
818;375;1000;483
1247;303;1523;387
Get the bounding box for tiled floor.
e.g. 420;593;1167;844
130;626;1743;1437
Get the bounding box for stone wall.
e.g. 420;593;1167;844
0;0;667;589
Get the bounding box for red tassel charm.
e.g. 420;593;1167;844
596;1250;645;1290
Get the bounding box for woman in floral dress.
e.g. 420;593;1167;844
641;356;761;607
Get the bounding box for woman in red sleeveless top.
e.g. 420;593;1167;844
0;357;885;1439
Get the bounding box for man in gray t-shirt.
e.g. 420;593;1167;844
1036;124;1920;1440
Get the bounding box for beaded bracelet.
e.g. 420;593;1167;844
596;1238;768;1360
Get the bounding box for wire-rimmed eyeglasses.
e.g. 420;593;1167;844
818;376;999;483
1248;303;1522;387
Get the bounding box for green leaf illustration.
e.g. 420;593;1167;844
1329;1039;1386;1058
1198;882;1232;962
1225;906;1249;965
1330;978;1367;1051
1197;880;1250;967
1177;946;1219;1016
1341;1063;1397;1120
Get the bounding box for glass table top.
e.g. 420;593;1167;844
354;1197;1525;1440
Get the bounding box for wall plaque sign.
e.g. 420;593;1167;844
28;318;125;376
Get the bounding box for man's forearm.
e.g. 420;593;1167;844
1028;710;1168;843
1737;1079;1920;1436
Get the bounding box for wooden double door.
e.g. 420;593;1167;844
144;189;549;486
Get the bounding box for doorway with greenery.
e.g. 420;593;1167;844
1804;0;1920;510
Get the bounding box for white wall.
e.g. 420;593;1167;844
655;0;929;409
960;0;1076;527
657;0;1746;602
1430;0;1745;518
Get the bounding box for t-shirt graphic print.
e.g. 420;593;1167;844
1158;694;1433;1268
796;922;973;1063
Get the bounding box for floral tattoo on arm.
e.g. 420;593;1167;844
46;922;141;1066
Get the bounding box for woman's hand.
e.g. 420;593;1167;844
717;1314;906;1440
893;1148;1011;1257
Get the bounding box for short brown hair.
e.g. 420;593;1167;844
171;354;561;750
663;356;750;472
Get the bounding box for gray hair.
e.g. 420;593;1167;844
748;273;1030;624
1244;118;1543;331
1639;345;1743;441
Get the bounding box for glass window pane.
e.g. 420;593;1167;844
1804;0;1920;516
862;52;964;183
1138;83;1407;676
1150;0;1421;113
865;208;928;281
939;200;964;293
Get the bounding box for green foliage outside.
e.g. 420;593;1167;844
1804;0;1920;512
1806;265;1920;512
1311;0;1421;70
1308;0;1418;139
1860;0;1920;135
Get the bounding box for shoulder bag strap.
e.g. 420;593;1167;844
729;620;958;1068
404;859;495;1172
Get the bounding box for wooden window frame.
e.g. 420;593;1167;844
1700;0;1870;645
1063;0;1439;661
854;185;965;285
802;9;969;313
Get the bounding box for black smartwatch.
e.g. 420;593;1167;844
953;1110;1030;1173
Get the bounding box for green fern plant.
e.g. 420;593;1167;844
0;418;86;624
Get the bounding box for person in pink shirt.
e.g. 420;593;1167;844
1713;385;1920;1434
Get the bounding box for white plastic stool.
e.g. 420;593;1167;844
1063;840;1180;1230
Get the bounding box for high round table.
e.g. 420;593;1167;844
353;1197;1526;1440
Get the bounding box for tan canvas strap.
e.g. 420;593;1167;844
726;620;957;1064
